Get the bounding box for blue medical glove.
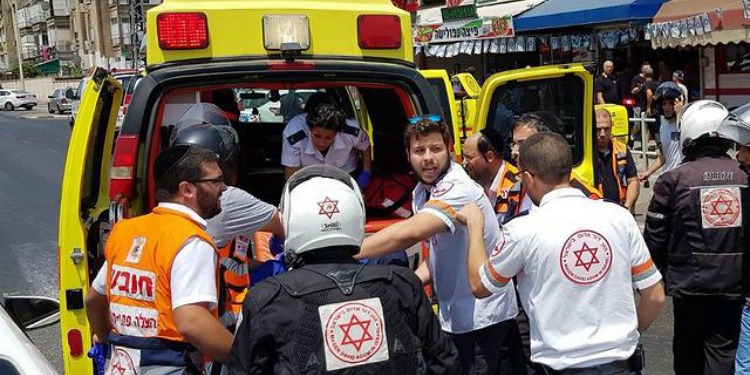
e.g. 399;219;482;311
88;343;107;375
356;170;372;189
251;258;288;284
268;235;284;256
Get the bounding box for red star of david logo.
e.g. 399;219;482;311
111;359;127;375
318;197;340;219
710;193;735;219
338;314;373;351
573;243;600;272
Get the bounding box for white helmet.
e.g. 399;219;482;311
717;108;750;147
678;100;729;153
280;165;365;257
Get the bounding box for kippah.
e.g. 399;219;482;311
153;144;194;183
479;127;504;154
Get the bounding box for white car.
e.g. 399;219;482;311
0;294;60;374
238;89;318;123
0;89;38;111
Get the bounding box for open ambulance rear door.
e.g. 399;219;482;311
58;67;122;374
473;64;596;185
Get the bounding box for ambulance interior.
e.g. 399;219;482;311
153;82;423;226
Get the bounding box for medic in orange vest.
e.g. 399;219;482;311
84;145;233;372
168;103;284;330
462;127;519;224
594;108;640;213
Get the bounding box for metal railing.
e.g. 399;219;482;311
628;109;658;187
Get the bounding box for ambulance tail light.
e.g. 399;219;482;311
263;15;310;50
157;13;209;50
109;134;139;200
357;15;402;49
67;329;83;357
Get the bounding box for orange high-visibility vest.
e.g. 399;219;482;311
493;162;519;217
597;140;629;204
218;234;251;316
105;206;218;343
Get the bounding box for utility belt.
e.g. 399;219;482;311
106;332;202;374
540;344;644;375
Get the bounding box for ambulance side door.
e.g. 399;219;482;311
475;65;596;185
419;69;463;141
58;67;122;374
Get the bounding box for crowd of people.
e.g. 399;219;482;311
82;78;750;375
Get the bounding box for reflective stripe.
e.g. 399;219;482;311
631;258;655;276
425;199;457;219
483;260;510;288
646;211;666;220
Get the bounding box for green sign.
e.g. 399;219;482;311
441;5;477;22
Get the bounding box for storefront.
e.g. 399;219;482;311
413;0;544;80
649;0;750;107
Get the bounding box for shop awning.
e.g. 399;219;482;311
514;0;667;32
416;0;544;25
649;0;750;48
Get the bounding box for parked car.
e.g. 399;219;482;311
116;71;145;131
0;294;60;374
238;89;318;123
0;89;38;111
47;87;75;114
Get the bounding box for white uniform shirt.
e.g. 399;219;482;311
281;113;370;173
92;203;219;310
414;162;518;334
659;117;683;173
480;188;662;370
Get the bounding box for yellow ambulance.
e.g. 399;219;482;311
58;0;603;372
57;1;454;372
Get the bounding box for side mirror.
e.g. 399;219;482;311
48;95;54;99
3;295;60;331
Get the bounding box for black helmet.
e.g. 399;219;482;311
652;81;683;119
170;103;240;171
654;81;683;103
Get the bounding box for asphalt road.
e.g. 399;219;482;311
0;106;677;374
0;107;69;372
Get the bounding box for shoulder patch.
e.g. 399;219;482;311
286;130;307;145
341;125;360;137
431;181;454;197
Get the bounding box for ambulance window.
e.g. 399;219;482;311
425;78;453;129
0;359;21;375
485;75;585;165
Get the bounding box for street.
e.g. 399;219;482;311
0;106;676;374
0;107;69;371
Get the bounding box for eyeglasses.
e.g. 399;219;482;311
408;114;443;125
190;176;225;185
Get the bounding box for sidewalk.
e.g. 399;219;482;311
17;103;69;120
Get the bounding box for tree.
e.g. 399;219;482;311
11;62;41;78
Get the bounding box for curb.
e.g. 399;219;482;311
21;115;68;119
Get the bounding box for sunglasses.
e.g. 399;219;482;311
190;176;225;185
408;114;443;125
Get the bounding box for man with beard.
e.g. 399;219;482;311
169;103;284;329
358;115;524;374
462;127;518;224
85;145;234;373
